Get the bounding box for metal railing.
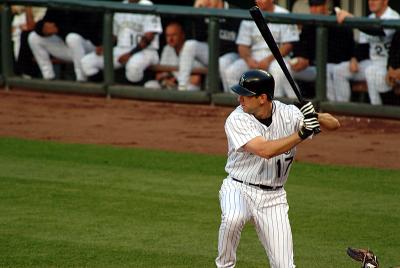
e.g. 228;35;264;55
1;0;400;118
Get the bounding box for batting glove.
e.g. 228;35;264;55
298;114;320;140
300;101;316;116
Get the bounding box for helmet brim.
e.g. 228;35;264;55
231;84;256;96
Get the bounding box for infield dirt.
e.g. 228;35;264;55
1;88;399;169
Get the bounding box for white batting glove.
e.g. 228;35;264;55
300;101;316;116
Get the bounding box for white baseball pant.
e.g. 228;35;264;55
28;31;72;80
125;49;159;83
65;33;95;82
331;59;371;102
216;178;295;268
177;40;209;89
81;46;130;77
81;46;159;83
219;52;240;93
28;31;94;81
365;60;391;105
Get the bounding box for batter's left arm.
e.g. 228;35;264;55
317;113;340;131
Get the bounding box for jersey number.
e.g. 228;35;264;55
277;157;294;178
375;42;390;56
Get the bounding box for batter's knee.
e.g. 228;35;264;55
221;212;247;231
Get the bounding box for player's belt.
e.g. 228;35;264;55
231;178;283;191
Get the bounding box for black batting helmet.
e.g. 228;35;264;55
231;69;275;99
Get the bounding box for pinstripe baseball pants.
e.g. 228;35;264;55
216;178;295;268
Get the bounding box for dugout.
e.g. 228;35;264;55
1;0;400;119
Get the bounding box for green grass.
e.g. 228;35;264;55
0;137;399;267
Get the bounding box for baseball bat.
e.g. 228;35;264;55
249;6;303;103
249;6;321;134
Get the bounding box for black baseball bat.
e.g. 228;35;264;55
249;6;303;103
249;6;321;134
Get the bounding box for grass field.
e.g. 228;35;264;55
0;137;399;267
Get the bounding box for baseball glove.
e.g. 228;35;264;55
347;247;379;268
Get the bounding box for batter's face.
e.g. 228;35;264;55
165;23;185;49
255;0;274;12
238;94;270;117
368;0;388;16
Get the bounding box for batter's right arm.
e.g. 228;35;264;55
244;115;319;159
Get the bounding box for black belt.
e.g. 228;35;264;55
232;178;283;191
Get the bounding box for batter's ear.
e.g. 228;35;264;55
260;93;271;102
257;94;268;104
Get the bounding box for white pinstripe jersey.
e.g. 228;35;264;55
224;101;303;187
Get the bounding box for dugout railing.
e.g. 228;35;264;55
1;0;400;119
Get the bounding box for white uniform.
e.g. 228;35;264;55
224;5;299;97
144;44;205;89
177;2;239;91
27;8;99;82
216;101;302;268
28;28;95;82
332;7;400;104
81;0;162;83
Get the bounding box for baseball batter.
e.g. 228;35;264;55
333;0;400;105
80;0;162;83
223;0;299;97
215;69;340;268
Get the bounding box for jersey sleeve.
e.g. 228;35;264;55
225;112;261;151
112;13;121;37
291;105;303;131
143;14;162;34
279;23;299;43
235;20;253;46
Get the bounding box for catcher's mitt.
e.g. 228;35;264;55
347;247;379;268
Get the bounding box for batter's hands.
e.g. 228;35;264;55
299;101;316;116
298;114;320;140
